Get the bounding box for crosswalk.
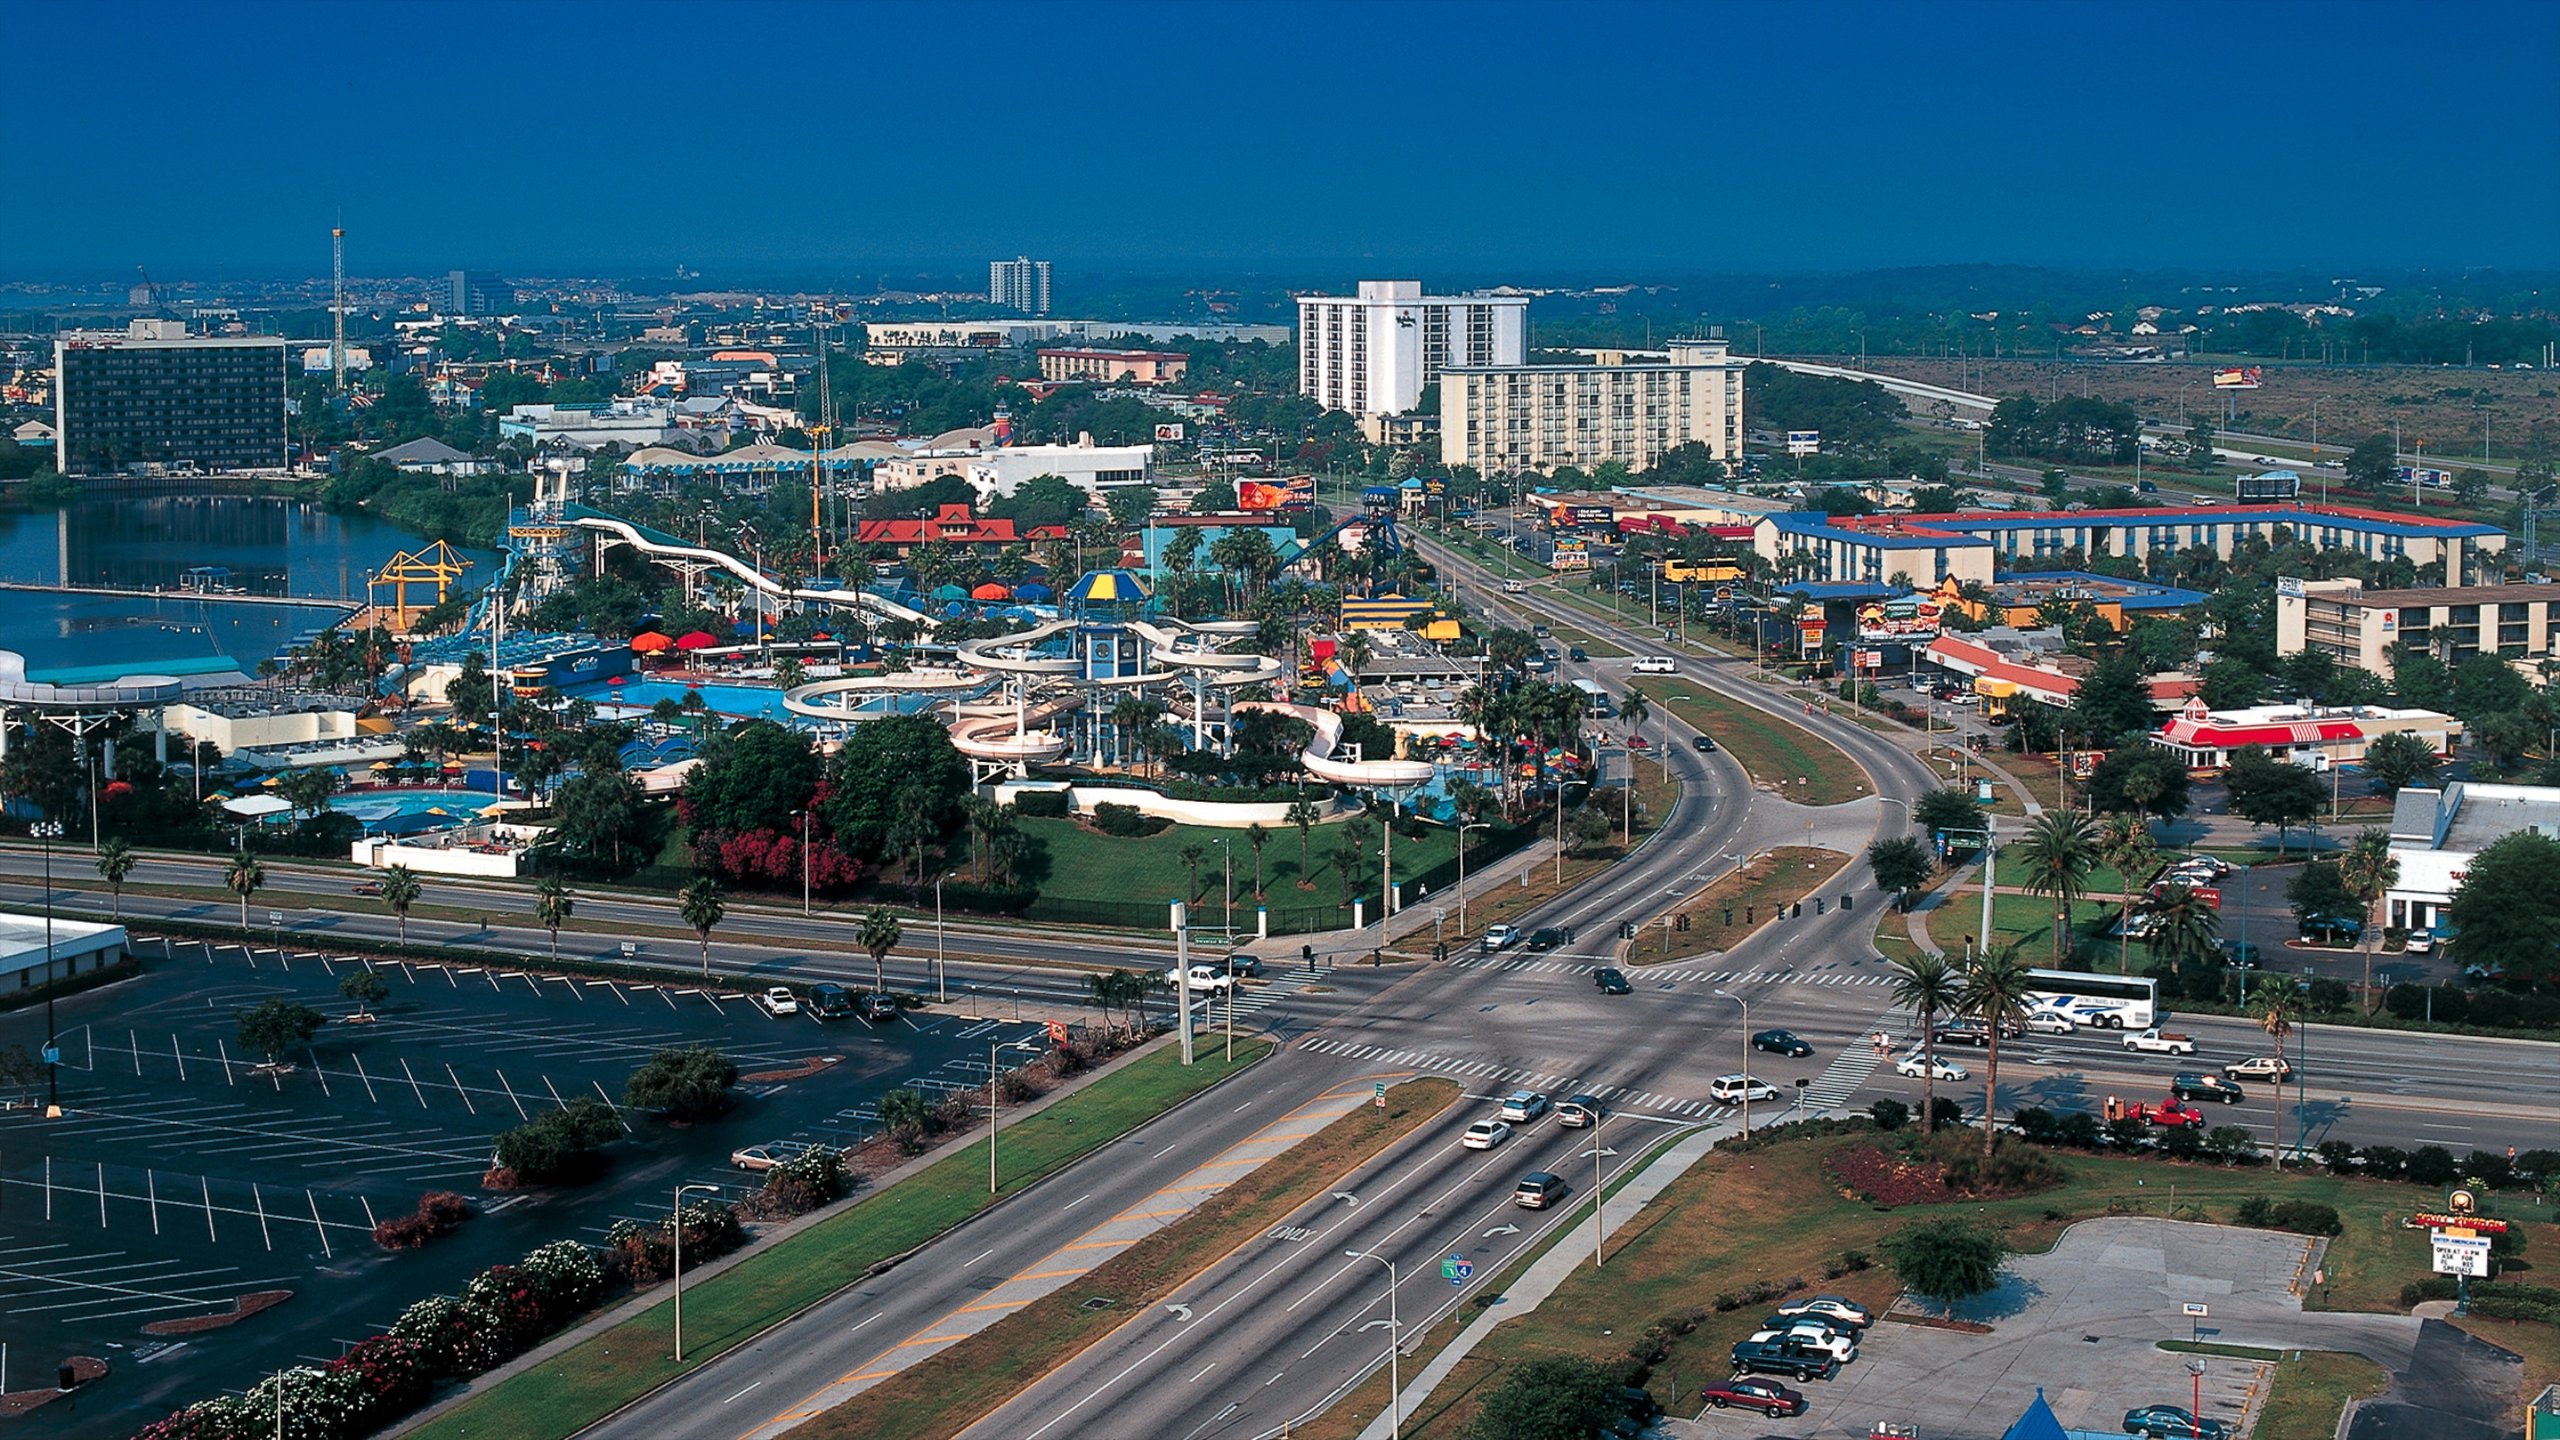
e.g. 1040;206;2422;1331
1294;1035;1747;1121
1448;954;1901;989
1798;1007;1905;1109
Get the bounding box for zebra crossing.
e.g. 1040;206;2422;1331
1449;954;1903;989
1797;1007;1906;1109
1293;1036;1745;1121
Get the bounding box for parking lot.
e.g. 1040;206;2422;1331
0;936;1045;1436
1680;1217;2419;1440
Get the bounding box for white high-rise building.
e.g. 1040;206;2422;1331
1440;338;1745;474
988;257;1052;316
1295;280;1528;416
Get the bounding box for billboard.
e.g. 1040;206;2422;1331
2236;470;2301;503
2432;1234;2492;1277
1568;503;1616;531
2213;367;2265;390
1236;475;1315;511
1786;430;1821;456
1153;423;1186;442
2397;466;2453;490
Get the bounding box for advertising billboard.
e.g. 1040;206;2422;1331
1153;423;1186;442
1236;475;1315;511
1786;430;1821;456
1569;504;1616;530
2397;466;2453;490
2212;367;2265;390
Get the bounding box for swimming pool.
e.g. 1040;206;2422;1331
332;787;504;836
567;678;794;721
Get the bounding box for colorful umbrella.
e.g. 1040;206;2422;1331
674;631;718;650
971;583;1010;601
630;632;674;653
607;675;626;687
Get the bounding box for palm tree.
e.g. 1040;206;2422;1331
1958;944;2038;1159
2095;813;2155;974
2141;882;2222;976
1245;822;1269;898
1286;798;1321;881
1619;686;1655;774
2336;829;2399;1015
2014;810;2099;966
94;836;136;920
677;877;725;978
1178;843;1206;903
2255;975;2306;1166
774;656;806;690
225;852;265;928
380;865;422;942
1887;952;1964;1135
534;878;574;961
857;906;902;995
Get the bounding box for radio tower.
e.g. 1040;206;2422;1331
331;218;347;393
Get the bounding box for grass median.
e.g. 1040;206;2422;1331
1654;684;1870;805
1629;846;1849;964
405;1038;1273;1440
803;1076;1464;1440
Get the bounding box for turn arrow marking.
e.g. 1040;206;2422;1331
1360;1319;1394;1332
1332;1191;1359;1206
1483;1223;1520;1238
1166;1303;1193;1321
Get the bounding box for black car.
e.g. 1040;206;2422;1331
1593;967;1632;995
2123;1405;2231;1439
2171;1072;2245;1104
1526;928;1564;952
1752;1028;1813;1058
1692;734;1717;752
857;992;900;1023
1729;1338;1838;1382
808;982;855;1020
1223;953;1264;979
1567;646;1589;662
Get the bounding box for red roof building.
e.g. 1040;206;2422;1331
855;504;1066;556
2149;696;2461;773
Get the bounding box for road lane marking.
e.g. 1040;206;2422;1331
723;1381;762;1404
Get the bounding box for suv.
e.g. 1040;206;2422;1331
1633;655;1676;675
1558;1094;1604;1127
1480;924;1521;954
858;992;900;1023
1728;1337;1838;1382
1710;1074;1780;1103
809;983;855;1020
1512;1170;1567;1209
1498;1090;1551;1122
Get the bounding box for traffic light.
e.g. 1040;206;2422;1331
1723;907;1734;927
1619;920;1636;939
1842;893;1854;911
1814;898;1826;915
1791;902;1803;919
1745;905;1754;924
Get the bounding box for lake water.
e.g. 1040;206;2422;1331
0;494;496;678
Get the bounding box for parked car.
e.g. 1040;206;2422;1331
858;992;900;1023
1773;1294;1873;1329
1558;1094;1605;1127
1897;1051;1969;1081
2123;1404;2231;1439
1746;1324;1856;1363
1526;928;1564;952
1752;1028;1814;1057
1710;1073;1781;1103
1512;1170;1567;1208
1461;1119;1513;1150
1480;924;1521;954
1592;967;1632;995
808;982;855;1020
1728;1337;1838;1382
729;1140;814;1173
1701;1375;1808;1415
2171;1073;2246;1104
762;987;800;1015
1498;1090;1551;1122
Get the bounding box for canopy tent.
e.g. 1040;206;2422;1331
1012;582;1054;602
930;584;972;602
218;795;295;821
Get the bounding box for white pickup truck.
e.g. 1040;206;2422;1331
2122;1028;2197;1056
1167;964;1235;992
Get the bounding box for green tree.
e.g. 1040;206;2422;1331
1866;836;1932;910
2066;654;2154;747
225;852;265;928
1888;952;1963;1136
338;967;389;1021
1245;822;1269;897
680;720;822;840
534;878;575;961
2446;830;2560;985
1881;1217;2011;1317
2141;881;2222;976
2095;812;2156;974
2336;830;2398;1014
677;877;725;978
622;1044;740;1121
821;715;970;862
1286;797;1322;877
2359;730;2440;795
876;1087;935;1154
492;1096;624;1181
2223;746;2325;855
1461;1354;1623;1440
1914;786;1984;839
857;905;902;995
235;997;325;1066
547;771;651;874
1958;944;2037;1155
2344;432;2398;492
2198;656;2265;712
93;836;136;920
379;865;422;942
2014;811;2098;965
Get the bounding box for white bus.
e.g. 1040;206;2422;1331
2022;968;2158;1030
1569;678;1613;716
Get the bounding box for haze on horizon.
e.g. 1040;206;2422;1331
11;0;2555;281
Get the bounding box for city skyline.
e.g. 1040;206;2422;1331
8;0;2554;278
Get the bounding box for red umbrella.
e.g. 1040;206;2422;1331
970;583;1009;601
674;631;718;651
607;675;626;687
630;632;674;654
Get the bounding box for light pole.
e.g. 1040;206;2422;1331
1347;1250;1401;1438
1457;821;1490;934
1715;988;1752;1135
796;808;812;917
671;1181;720;1362
934;871;954;1004
35;820;64;1119
988;1038;1041;1193
1216;836;1233;933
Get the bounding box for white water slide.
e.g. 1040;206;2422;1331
1233;699;1437;787
571;514;940;630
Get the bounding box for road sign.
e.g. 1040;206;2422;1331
1374;1081;1387;1109
1442;1253;1472;1286
267;910;283;927
41;1045;59;1066
2181;1302;2210;1317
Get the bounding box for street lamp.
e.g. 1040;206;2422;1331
1715;988;1752;1135
671;1181;721;1362
35;820;64;1119
795;808;812;917
934;871;955;1004
988;1038;1042;1193
1347;1250;1402;1439
1457;821;1490;934
1215;835;1233;933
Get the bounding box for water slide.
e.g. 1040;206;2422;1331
1234;699;1438;788
947;695;1077;765
568;511;939;631
0;649;186;708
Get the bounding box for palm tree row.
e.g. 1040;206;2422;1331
1888;942;2039;1158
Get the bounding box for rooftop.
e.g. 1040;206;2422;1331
2338;581;2560;608
0;912;126;973
2394;781;2560;854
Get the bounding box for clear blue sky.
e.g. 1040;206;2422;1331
12;0;2555;280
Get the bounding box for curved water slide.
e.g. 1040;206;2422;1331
1233;699;1438;788
1125;621;1281;689
0;650;185;708
570;514;939;631
947;695;1077;765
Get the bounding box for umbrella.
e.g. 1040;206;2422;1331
607;675;626;687
424;806;450;816
675;631;718;651
732;620;755;636
1013;583;1053;602
630;632;674;653
369;760;395;771
930;584;971;602
971;583;1009;601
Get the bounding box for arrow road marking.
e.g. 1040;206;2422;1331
1332;1191;1359;1206
1165;1303;1193;1321
1581;1147;1618;1157
1483;1223;1520;1238
1360;1319;1394;1332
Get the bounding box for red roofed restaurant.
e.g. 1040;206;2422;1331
855;504;1067;557
2149;697;2462;774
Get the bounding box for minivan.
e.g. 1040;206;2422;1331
1632;655;1676;674
1512;1171;1567;1208
809;982;855;1020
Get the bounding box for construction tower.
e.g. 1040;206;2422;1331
331;219;347;392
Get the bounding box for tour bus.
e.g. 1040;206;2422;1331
2022;968;2159;1029
1569;678;1613;717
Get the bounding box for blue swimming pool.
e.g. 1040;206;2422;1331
568;678;794;721
331;787;504;835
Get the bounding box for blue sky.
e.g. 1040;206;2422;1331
11;0;2555;279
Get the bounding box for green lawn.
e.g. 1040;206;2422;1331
1655;688;1871;805
407;1040;1271;1440
1020;813;1478;915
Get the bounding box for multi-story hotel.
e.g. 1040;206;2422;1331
1295;280;1526;416
1438;338;1744;472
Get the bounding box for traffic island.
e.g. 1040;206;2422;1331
1623;846;1849;964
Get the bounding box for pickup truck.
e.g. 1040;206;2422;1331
2122;1028;2196;1056
2111;1096;2207;1129
1728;1338;1839;1382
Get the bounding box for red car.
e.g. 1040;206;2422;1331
2139;1098;2207;1128
1701;1376;1806;1417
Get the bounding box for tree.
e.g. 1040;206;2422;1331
235;997;324;1066
2095;813;2155;974
2336;829;2399;1014
680;720;822;840
380;865;422;942
2198;656;2265;712
338;967;389;1021
1461;1354;1623;1440
2223;746;2326;855
1888;953;1963;1136
2066;654;2154;747
2344;432;2398;492
2141;882;2222;975
1866;836;1932;910
548;771;651;874
1286;798;1322;878
1178;842;1205;902
876;1088;935;1154
492;1096;624;1182
2360;730;2440;795
2014;811;2098;965
1882;1217;2011;1317
821;715;970;863
1245;822;1269;898
94;836;136;919
1914;786;1984;839
2084;746;2190;822
2446;830;2560;986
857;905;902;995
1958;945;2037;1156
534;878;575;961
677;878;725;978
622;1044;740;1121
225;852;265;927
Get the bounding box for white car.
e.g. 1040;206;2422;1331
2023;1012;2078;1036
1897;1051;1969;1081
1167;964;1235;992
1747;1324;1858;1362
1461;1119;1514;1150
1774;1294;1874;1329
763;987;800;1015
1709;1074;1780;1104
1480;924;1522;954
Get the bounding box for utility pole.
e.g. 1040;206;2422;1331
330;219;348;394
